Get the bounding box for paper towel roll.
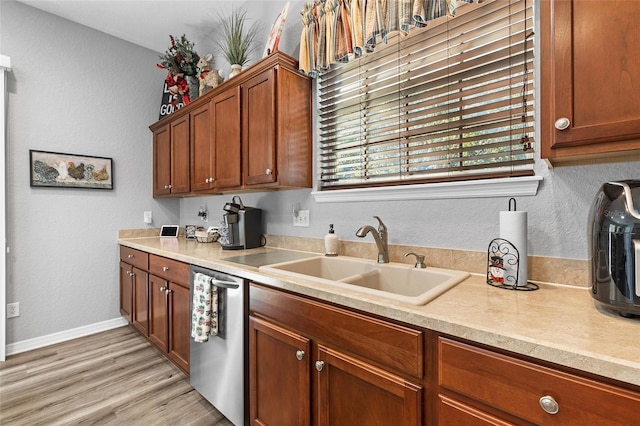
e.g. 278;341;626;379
499;210;528;286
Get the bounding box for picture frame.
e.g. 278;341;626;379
29;150;113;190
263;2;290;57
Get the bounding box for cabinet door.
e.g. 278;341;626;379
275;66;313;188
250;316;311;426
243;69;277;186
170;114;191;194
212;87;242;189
131;267;149;336
168;282;190;374
119;261;133;322
541;0;640;160
316;345;422;426
152;124;171;196
190;102;214;192
148;274;169;350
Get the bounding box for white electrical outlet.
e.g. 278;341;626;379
293;210;310;227
7;302;20;318
144;211;153;224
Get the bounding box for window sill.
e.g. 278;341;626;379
311;176;543;203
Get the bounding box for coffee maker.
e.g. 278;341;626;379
222;196;262;250
589;180;640;317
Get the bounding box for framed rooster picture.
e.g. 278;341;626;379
29;150;113;190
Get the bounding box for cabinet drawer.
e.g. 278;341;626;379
149;255;189;287
250;283;423;378
438;337;640;425
120;246;148;270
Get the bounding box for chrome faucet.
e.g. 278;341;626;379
356;216;389;263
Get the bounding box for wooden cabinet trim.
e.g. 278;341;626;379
438;394;518;426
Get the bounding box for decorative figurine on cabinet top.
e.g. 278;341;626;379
197;53;224;96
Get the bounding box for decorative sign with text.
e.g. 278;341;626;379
158;81;185;120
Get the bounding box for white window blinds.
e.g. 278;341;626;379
318;0;535;190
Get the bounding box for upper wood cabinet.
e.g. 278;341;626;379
150;52;312;197
191;88;242;193
152;116;190;197
540;0;640;164
243;65;312;189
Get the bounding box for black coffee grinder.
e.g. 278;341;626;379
222;196;262;250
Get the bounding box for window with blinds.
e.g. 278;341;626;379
318;0;535;190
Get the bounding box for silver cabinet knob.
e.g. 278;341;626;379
554;117;570;130
165;289;172;295
164;185;169;189
205;178;209;183
127;271;134;277
539;395;559;415
162;266;169;272
159;287;165;292
315;360;325;372
296;350;305;360
265;168;273;175
127;254;134;259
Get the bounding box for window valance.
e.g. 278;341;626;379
299;0;475;77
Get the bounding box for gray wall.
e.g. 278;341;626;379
2;1;179;343
179;161;639;260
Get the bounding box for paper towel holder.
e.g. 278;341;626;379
486;238;539;291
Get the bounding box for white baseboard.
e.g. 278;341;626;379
6;317;129;356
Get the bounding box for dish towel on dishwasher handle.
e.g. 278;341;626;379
191;272;219;342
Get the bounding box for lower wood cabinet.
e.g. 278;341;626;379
148;255;191;374
249;282;424;426
436;337;640;425
249;316;311;425
119;246;190;374
131;267;150;336
119;247;149;335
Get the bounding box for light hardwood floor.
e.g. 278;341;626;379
0;326;234;425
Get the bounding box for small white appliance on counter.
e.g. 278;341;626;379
189;264;247;425
589;180;640;317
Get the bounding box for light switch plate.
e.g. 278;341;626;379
293;210;310;227
144;211;152;224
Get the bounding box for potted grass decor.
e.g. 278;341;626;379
217;9;260;78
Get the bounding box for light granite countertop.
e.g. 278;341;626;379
118;236;640;388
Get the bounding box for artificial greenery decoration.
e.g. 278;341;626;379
157;34;200;76
216;9;260;66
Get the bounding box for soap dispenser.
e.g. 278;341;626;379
325;224;338;256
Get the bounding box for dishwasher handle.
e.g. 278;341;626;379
209;277;240;289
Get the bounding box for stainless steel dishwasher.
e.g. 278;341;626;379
189;264;247;426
